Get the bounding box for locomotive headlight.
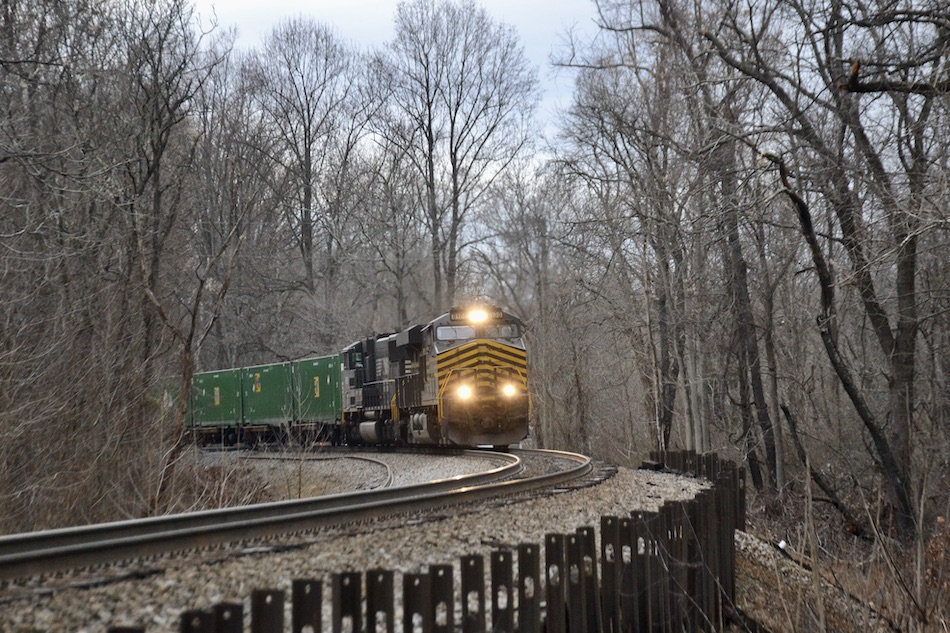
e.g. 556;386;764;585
468;308;488;324
457;384;473;400
502;383;518;397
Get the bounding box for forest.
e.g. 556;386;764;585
1;0;948;625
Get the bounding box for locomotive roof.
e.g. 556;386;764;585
342;305;521;351
427;305;521;328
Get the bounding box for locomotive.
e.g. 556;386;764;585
188;304;530;448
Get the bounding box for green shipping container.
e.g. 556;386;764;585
293;354;343;423
242;362;294;425
190;369;242;428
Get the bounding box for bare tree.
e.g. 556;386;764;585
380;0;539;310
243;20;357;334
146;30;269;513
358;130;431;328
557;25;729;461
0;0;228;528
697;0;948;536
578;0;949;534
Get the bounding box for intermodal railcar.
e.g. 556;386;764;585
188;304;529;448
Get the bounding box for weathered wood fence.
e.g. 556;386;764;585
109;450;745;633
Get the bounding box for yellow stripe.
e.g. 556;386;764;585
438;355;527;380
438;348;526;370
437;342;526;373
436;341;528;395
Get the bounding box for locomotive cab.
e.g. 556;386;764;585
427;305;530;446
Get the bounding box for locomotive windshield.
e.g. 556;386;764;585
438;326;476;341
436;323;520;341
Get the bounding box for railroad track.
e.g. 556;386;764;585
0;448;591;582
243;451;398;489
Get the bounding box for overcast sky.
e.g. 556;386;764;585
194;0;601;137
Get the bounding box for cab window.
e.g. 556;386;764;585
485;324;520;338
437;325;475;341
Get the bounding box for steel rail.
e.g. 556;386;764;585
0;449;589;581
0;449;519;580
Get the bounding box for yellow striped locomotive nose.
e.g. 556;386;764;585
436;340;529;446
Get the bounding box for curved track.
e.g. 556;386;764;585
245;451;398;489
0;449;590;581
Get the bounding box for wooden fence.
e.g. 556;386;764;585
109;450;745;633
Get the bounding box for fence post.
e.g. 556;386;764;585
599;517;621;633
292;580;322;633
332;572;362;633
461;554;485;633
681;499;702;632
429;564;454;633
694;491;716;631
518;543;541;633
367;570;394;633
565;532;587;633
544;533;567;633
251;589;284;633
718;467;738;609
213;603;243;633
492;550;514;633
576;526;601;633
403;573;432;633
179;611;212;633
661;503;677;632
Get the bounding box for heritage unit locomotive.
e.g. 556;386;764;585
188;305;529;448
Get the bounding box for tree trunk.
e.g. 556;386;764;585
777;161;917;535
720;141;777;488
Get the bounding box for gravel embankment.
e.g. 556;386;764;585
1;464;705;633
234;449;513;496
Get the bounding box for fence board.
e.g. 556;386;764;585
517;543;541;633
367;570;394;633
213;603;242;633
461;554;485;633
544;533;567;633
403;573;432;633
332;572;362;633
429;564;454;633
576;526;601;633
599;516;620;633
179;610;212;633
251;589;283;633
491;550;514;633
565;533;587;633
292;580;322;633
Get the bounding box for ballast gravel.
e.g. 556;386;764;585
0;462;706;633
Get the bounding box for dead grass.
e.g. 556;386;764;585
739;488;949;633
164;462;274;513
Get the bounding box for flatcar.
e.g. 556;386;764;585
188;304;529;448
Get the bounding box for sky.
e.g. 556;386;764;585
193;0;601;137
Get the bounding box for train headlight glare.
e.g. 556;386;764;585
468;308;488;324
502;384;517;397
457;385;473;400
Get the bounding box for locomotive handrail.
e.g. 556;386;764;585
0;449;592;581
